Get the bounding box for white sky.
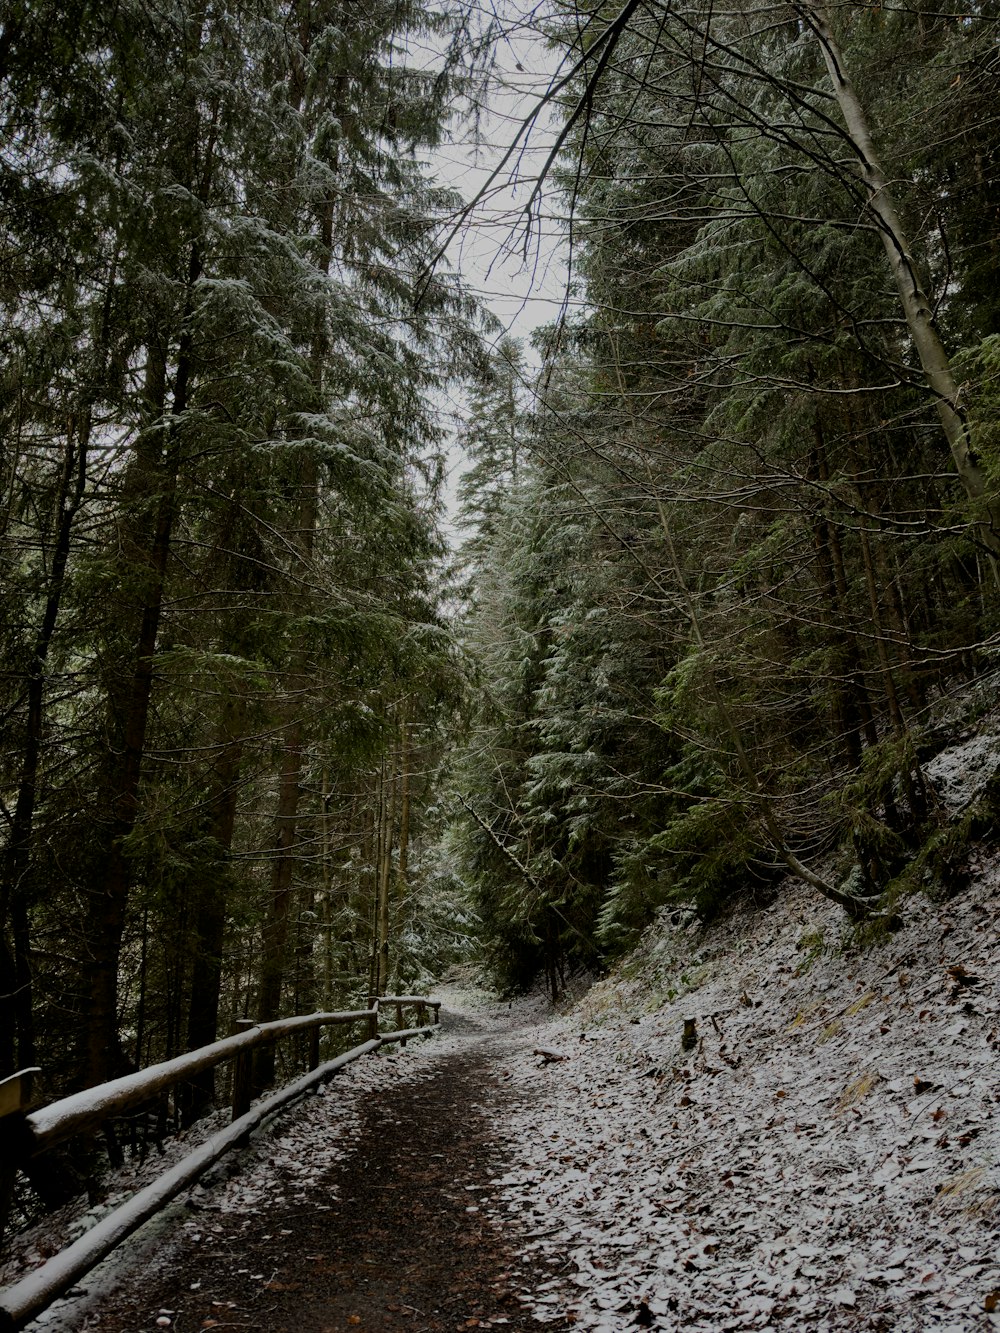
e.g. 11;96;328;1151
434;9;571;353
423;6;574;531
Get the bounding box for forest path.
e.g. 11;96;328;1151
77;1004;571;1333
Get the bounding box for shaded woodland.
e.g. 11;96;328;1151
2;0;1000;1217
1;0;481;1126
449;0;1000;993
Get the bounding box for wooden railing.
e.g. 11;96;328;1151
0;995;441;1332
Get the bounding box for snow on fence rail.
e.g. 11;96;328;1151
0;995;440;1332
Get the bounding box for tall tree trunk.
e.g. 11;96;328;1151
252;453;318;1093
181;699;246;1121
807;426;876;769
858;521;907;740
397;711;411;891
0;237;120;1078
802;2;1000;559
250;4;336;1064
813;432;880;752
252;715;306;1092
82;299;194;1088
0;415;89;1075
811;503;862;770
374;755;395;996
393;710;411;989
320;767;335;1010
857;514;928;824
365;801;378;1000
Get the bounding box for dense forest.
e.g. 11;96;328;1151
2;0;999;1162
450;0;1000;994
0;0;484;1113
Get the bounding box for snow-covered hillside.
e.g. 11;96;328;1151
5;861;999;1333
485;863;1000;1330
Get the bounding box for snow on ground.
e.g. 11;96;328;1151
484;863;1000;1331
925;732;1000;815
8;1027;483;1330
7;867;1000;1333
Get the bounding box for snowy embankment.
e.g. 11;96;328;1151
486;862;1000;1332
4;833;998;1332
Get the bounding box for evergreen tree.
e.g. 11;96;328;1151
1;0;484;1105
451;0;1000;989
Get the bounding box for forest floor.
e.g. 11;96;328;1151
485;862;1000;1333
13;1002;577;1333
9;857;1000;1333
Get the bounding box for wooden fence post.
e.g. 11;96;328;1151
308;1025;320;1072
0;1068;41;1245
367;997;378;1043
230;1021;255;1122
0;1068;39;1121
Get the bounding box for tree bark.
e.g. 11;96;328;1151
182;701;246;1121
397;710;411;894
252;720;305;1093
802;2;1000;559
374;755;395;996
0;415;89;1075
82;305;193;1088
252;450;318;1094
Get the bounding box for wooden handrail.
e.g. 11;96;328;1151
25;1010;375;1150
0;1000;442;1331
378;995;442;1009
0;1038;386;1333
380;1026;432;1047
369;995;441;1030
1;996;440;1154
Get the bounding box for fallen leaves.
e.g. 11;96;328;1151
482;876;1000;1331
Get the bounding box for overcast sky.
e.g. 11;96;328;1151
435;5;572;352
426;4;573;529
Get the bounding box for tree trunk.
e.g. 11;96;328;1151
811;507;862;769
181;701;246;1121
1;406;92;1073
814;434;880;751
397;710;411;894
252;717;306;1094
803;2;1000;559
320;767;336;1010
374;756;395;996
81;310;192;1088
392;711;411;989
252;448;318;1093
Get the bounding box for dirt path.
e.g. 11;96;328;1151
81;1013;571;1333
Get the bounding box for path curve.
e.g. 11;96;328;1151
68;1007;571;1333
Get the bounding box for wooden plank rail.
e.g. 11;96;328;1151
0;996;441;1332
27;1010;376;1150
370;995;441;1039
